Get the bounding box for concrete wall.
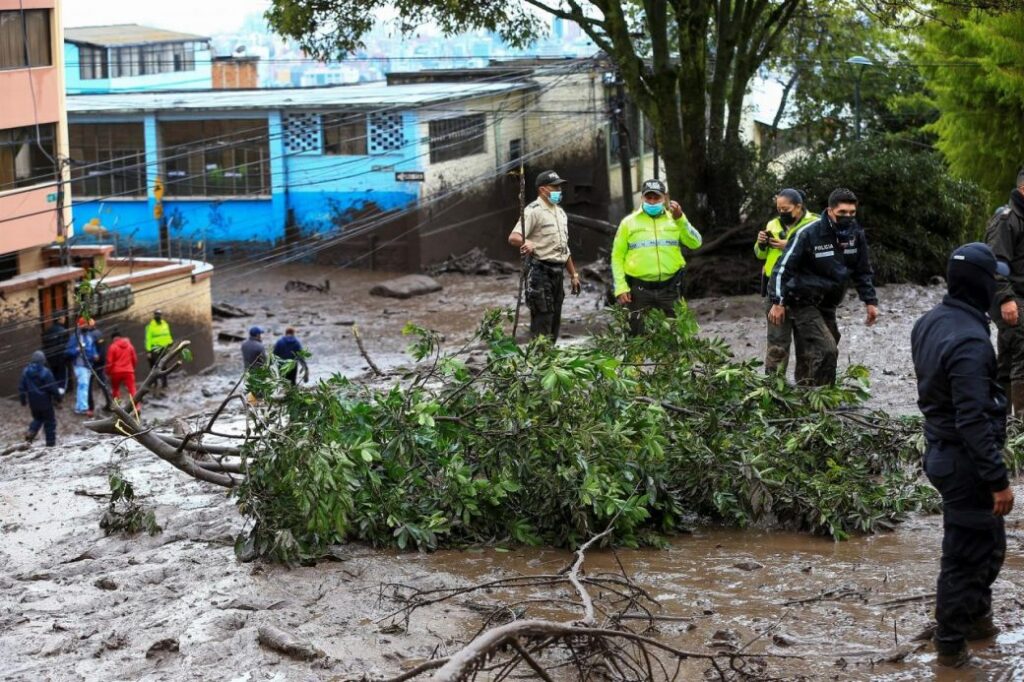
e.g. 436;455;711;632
212;58;259;89
92;260;214;375
0;287;46;397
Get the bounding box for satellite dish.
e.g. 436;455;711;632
234;45;247;57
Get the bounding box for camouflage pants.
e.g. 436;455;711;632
765;298;794;375
790;304;841;387
526;260;565;341
994;298;1024;383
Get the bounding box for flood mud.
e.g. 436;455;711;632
1;265;1021;680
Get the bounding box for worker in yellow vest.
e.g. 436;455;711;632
145;310;174;394
611;179;702;335
754;189;818;375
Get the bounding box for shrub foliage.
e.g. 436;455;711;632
231;307;941;563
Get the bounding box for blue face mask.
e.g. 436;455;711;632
548;191;562;204
643;202;665;217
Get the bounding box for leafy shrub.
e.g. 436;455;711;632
232;306;940;563
778;139;988;283
100;470;162;536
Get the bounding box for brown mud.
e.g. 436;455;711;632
1;265;1022;681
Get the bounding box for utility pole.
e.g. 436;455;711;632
55;158;70;268
613;75;634;213
511;160;528;340
153;177;168;257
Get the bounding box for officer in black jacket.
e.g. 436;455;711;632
768;187;879;385
911;242;1015;667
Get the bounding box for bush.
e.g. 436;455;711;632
232;307;939;563
778;139;988;283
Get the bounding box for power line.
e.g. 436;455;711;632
0;114;607;383
3;58;600;201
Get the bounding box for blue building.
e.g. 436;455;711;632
66;80;546;268
64;24;213;94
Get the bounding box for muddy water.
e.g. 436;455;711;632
1;265;1021;680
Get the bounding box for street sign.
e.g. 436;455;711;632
395;171;425;182
46;192;57;203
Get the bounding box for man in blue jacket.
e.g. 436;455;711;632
768;187;879;385
911;242;1015;667
272;327;307;385
19;351;62;446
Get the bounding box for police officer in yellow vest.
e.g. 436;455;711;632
508;170;582;341
612;179;702;335
145;309;174;393
754;188;818;375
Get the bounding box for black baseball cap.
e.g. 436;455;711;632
950;242;1010;277
641;178;667;196
535;170;567;188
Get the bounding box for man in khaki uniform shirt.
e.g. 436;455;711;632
508;170;581;340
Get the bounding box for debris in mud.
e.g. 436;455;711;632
427;247;517;276
1;443;29;457
93;577;118;591
257;625;326;661
96;631;128;655
370;275;443;299
211;302;251;319
285;279;331;294
217;332;245;343
733;560;764;571
145;637;180;658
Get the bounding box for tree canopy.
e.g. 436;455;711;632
915;7;1024;207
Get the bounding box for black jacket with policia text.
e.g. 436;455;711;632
768;212;878;308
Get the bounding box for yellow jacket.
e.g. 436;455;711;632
754;212;819;277
145;319;173;352
611;208;702;296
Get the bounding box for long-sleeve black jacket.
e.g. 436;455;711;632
768;213;877;308
983;196;1024;303
911;296;1009;492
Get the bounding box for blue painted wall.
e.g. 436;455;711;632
69;108;427;249
65;43;213;94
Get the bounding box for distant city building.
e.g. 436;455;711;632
64;24;213;93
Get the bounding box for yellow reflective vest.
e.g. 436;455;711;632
145;319;173;352
754;212;819;277
611;208;702;297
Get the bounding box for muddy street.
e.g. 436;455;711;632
1;264;1022;681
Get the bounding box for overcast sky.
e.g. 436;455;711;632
63;0;271;34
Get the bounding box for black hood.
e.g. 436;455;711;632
947;259;997;314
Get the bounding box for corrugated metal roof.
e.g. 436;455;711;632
64;24;209;47
66;81;536;114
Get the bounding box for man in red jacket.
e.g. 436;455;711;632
106;331;139;411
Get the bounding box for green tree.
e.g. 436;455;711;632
915;8;1024;205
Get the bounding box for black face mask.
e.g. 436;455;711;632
834;215;855;240
779;211;796;226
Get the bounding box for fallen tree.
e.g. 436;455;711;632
85;305;951;565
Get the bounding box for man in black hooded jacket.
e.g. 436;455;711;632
911;242;1016;667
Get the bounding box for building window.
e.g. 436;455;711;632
69;123;147;197
109;42;198;78
323;113;367;156
429;115;487;164
0;124;57;191
160;119;270;197
78;46;108;79
0;253;17;281
0;9;52;69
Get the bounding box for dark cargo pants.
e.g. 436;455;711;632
765;298;794;375
789;304;840;386
627;272;683;336
28;405;57;446
994;298;1024;385
526;259;565;341
924;442;1006;654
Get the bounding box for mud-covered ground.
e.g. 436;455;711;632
2;265;1023;681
